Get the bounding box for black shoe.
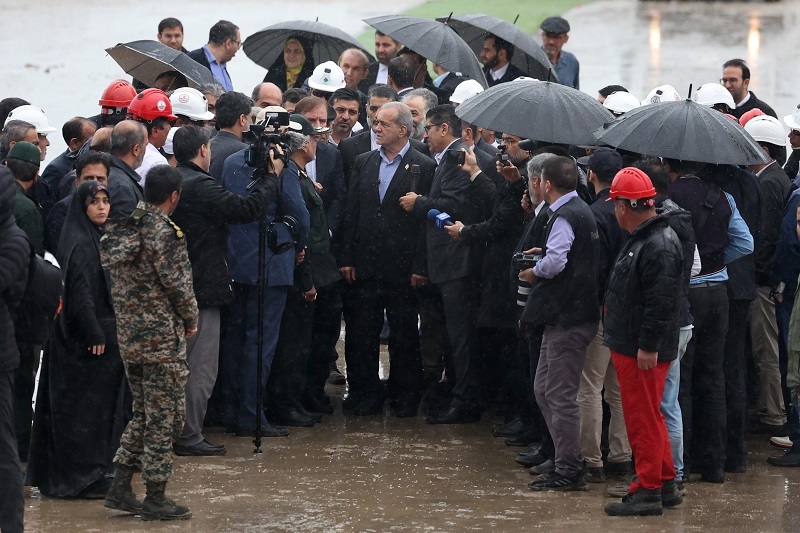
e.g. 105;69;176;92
426;404;481;424
353;396;385;416
504;431;538;447
493;418;524;438
529;471;587;492
327;368;347;385
173;439;227;457
586;466;606;483
699;468;725;483
392;404;419;418
515;451;548;468
767;450;800;467
342;394;366;411
724;460;746;473
298;407;324;423
661;479;684;508
748;419;787;435
605;488;663;516
270;409;318;427
235;422;289;438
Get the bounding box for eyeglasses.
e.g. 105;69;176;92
424;123;442;132
231;40;241;48
720;78;741;84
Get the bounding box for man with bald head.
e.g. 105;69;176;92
251;82;283;109
340;49;370;92
107;120;147;218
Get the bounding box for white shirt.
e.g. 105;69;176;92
136;143;168;187
489;62;509;81
305;160;317;182
376;63;389;85
736;92;751;108
434;139;460;165
370;128;379;151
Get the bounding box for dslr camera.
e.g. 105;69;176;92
497;144;511;166
512;251;543;270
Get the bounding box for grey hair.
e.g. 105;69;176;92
380;102;414;137
251;106;261;123
284;131;309;155
200;82;226;98
339;48;370;69
402;88;438;114
0;120;34;154
527;152;559;178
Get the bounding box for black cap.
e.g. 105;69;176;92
577;147;623;177
540;16;570;34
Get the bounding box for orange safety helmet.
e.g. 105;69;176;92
607;167;656;207
127;88;178;122
99;80;137;108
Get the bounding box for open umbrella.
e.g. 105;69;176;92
436;13;555;82
243;20;375;70
593;99;770;165
455;77;613;145
105;40;215;90
363;15;488;88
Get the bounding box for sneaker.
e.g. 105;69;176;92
529;459;555;475
771;436;793;449
529;471;587;492
605;488;663;516
586;466;606;483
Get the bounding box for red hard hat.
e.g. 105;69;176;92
608;167;656;201
99;80;137;108
739;108;765;127
127;88;178;122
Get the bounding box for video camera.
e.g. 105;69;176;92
243;112;292;172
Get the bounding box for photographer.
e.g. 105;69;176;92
219;111;310;438
169;125;283;456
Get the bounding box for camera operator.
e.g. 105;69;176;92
219;109;310;438
169;125;283;457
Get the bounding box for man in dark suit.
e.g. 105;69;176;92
209;91;253;181
339;102;436;417
480;34;525;87
358;31;403;94
400;105;491;423
186;20;240;91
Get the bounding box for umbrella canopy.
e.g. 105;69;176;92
105;40;216;90
436;13;555;82
243;20;374;70
363;15;488;88
593;99;770;165
455;77;613;145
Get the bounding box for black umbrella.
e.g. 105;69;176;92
106;40;216;90
363;15;488;88
593;99;770;165
455;77;613;145
435;13;555;82
243;20;375;70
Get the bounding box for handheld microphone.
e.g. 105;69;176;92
427;209;454;229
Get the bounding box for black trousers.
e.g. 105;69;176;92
0;369;24;533
416;282;451;381
345;280;423;407
438;276;480;406
680;283;729;476
724;298;751;470
305;282;343;403
13;340;34;462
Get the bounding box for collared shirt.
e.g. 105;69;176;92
756;160;776;177
433;139;460;165
737;92;752;108
534;201;545;217
378;141;410;201
488;62;509;82
305;159;317;182
376;63;389;85
203;45;233;91
533;190;578;279
552;50;580;90
370;128;379;151
136;143;168;186
690;192;754;284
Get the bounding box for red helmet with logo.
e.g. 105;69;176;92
127;88;178;122
99;80;137;108
607;167;656;205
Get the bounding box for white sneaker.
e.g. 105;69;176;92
770;436;793;449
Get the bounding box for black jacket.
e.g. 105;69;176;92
590;188;627;305
657;198;696;329
484;63;525;87
754;162;791;286
35;149;76;220
186;47;211;72
339;147;436;283
731;91;777;120
0;167;31;372
785;149;800;185
603;214;684;361
107;155;143;219
313;142;346;237
338;130;429;187
170;161;277;307
209;131;247;182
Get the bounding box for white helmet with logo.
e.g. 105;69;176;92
169;87;215;121
4;105;56;134
603;91;641;115
744;115;786;146
308;61;346;93
641;85;681;106
450;80;484;105
693;83;735;109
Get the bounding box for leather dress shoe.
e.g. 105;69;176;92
298;407;324;423
426;404;480;424
353;396;385;416
174;439;227;456
505;431;539;447
493;418;524;438
235;422;289;438
342;394;366;411
515;451;548;468
767;450;800;467
270;409;318;427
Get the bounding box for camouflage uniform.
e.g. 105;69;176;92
100;201;198;483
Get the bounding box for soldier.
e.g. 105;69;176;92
100;164;199;521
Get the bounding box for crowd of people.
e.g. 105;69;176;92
2;12;800;530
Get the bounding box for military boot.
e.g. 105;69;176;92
141;481;192;521
104;463;142;513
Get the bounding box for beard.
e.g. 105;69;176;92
411;121;425;140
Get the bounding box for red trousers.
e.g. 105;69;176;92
611;351;675;491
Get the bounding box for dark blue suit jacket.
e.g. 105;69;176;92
313;142;346;237
222;151;310;287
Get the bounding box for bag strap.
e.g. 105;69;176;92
696;183;722;235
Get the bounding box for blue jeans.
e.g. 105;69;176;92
661;329;692;480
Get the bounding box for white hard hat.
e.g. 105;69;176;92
163;126;180;155
308;61;346;93
641;85;681;106
4;105;56;134
744;115;786;146
169;87;215;121
784;105;800;131
693;83;735;109
450;79;484;104
603;91;641;114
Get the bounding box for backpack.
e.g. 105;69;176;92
14;243;64;345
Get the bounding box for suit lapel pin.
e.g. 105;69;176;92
405;164;409;170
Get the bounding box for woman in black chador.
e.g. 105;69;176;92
26;181;126;498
